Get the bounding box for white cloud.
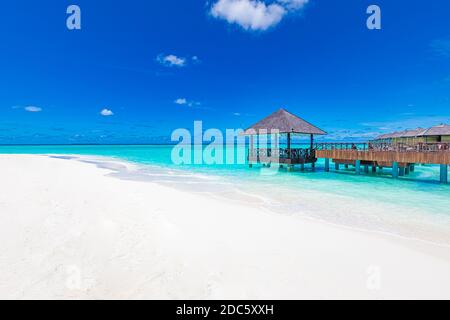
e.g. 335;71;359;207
210;0;308;31
174;98;202;108
211;0;285;31
157;54;187;67
233;112;241;116
189;101;202;107
100;108;114;116
174;98;188;105
278;0;309;10
24;106;42;112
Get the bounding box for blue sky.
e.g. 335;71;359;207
0;0;449;144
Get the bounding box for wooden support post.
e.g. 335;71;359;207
410;164;415;172
440;164;448;184
405;166;410;175
300;163;305;171
249;135;254;168
372;166;376;173
345;164;349;169
355;160;361;175
399;167;405;177
287;133;291;159
324;158;330;172
392;162;399;178
335;163;340;171
310;134;314;150
364;165;369;174
274;133;279;151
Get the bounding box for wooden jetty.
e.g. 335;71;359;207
316;142;449;183
244;108;449;183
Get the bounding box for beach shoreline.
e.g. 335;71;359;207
1;154;450;299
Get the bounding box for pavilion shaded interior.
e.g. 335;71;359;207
244;108;327;165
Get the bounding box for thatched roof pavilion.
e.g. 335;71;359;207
244;108;327;136
244;108;327;167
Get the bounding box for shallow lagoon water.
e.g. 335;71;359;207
1;145;449;244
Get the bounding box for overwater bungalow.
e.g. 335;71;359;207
373;124;450;144
244;108;327;169
421;124;450;143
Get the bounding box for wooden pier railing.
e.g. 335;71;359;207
247;143;449;182
315;142;450;153
315;142;450;165
248;148;316;164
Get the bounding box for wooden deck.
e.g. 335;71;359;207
315;143;450;166
315;143;449;183
316;150;450;166
246;143;449;183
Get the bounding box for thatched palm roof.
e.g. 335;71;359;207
402;128;426;137
389;131;406;138
374;132;394;140
375;128;426;140
374;124;450;140
420;124;450;136
244;108;327;135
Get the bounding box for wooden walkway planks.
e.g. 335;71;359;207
316;150;450;165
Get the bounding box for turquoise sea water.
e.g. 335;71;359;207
1;145;449;244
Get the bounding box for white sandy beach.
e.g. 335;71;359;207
1;154;450;300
